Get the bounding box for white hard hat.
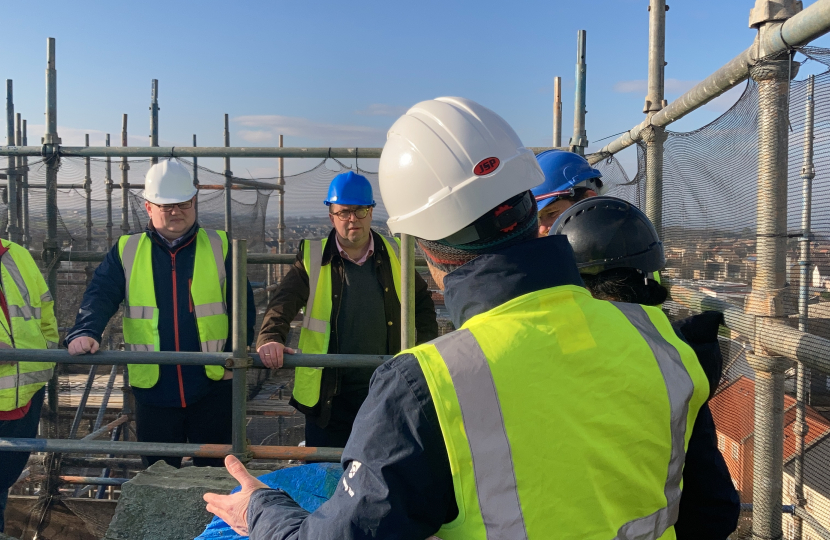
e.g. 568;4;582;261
378;97;544;241
143;159;197;205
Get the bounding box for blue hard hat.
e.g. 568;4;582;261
531;150;603;212
324;171;376;207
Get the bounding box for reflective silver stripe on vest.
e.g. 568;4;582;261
1;252;35;320
120;234;142;307
0;367;53;391
382;236;399;259
40;291;53;303
125;343;155;352
126;306;155;320
194;301;227;318
201;339;226;353
205;230;227;292
302;240;328;333
610;302;694;540
8;305;40;321
46;341;59;350
433;329;529;540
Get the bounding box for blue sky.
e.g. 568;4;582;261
4;0;830;179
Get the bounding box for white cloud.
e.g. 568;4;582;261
614;78;701;95
233;115;386;146
238;130;275;143
354;104;408;117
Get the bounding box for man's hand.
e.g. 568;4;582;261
256;341;295;369
0;341;14;365
203;455;268;536
68;337;100;356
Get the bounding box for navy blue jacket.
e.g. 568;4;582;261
66;224;256;408
246;235;739;539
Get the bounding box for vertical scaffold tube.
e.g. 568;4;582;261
84;134;93;283
644;0;667;238
278;134;285;280
150;79;158;166
400;234;416;349
14;113;22;235
105;134;113;250
570;31;588;156
21;119;29;248
224;114;232;237
120;115;130;235
793;74;816;540
6;80;19;243
231;239;250;461
553;77;562;148
193;134;199;220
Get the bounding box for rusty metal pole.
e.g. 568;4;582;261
644;0;668;238
120;115;130;235
224;114;232;236
747;2;803;538
553;77;562;148
14;113;22;236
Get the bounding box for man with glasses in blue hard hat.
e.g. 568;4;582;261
532;149;604;236
66;159;255;468
257;171;438;448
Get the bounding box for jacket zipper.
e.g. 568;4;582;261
159;234;197;409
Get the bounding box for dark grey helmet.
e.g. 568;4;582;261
549;196;665;275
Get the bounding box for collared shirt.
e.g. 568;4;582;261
148;222;197;249
335;234;374;266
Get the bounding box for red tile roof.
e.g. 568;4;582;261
709;376;830;460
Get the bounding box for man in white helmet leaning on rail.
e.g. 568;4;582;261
204;98;732;539
66;159;255;468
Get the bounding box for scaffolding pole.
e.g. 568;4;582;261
105;134;113;249
193;134;199;219
794;73;816;540
120;114;130;235
570;31;588;156
224;114;232;236
150;79;159;166
400;234;416;349
84;134;93;283
553;77;562;148
232;239;250;461
644;0;668;238
278;134;285;280
14;113;22;236
21;119;29;248
6;79;19;243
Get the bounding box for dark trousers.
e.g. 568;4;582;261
135;380;232;468
0;387;45;533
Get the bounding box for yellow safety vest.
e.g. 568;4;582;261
118;229;228;389
409;285;708;540
0;239;59;411
292;235;401;408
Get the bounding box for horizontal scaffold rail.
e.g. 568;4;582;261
587;0;830;163
0;348;389;369
28;250;428;266
0;146;563;158
0;438;343;462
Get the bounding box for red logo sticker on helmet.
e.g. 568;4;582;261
473;157;500;176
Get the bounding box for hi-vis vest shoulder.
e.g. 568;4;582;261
118;229;228;389
292;235;401;408
0;239;59;412
410;285;708;540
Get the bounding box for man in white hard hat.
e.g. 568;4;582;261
66;159;255;468
203;98;731;539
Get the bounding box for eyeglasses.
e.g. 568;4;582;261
152;200;193;212
330;207;371;220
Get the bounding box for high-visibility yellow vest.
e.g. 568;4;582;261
0;239;59;411
118;229;228;389
292;235;401;408
409;285;708;540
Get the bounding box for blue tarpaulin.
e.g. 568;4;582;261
196;463;342;539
